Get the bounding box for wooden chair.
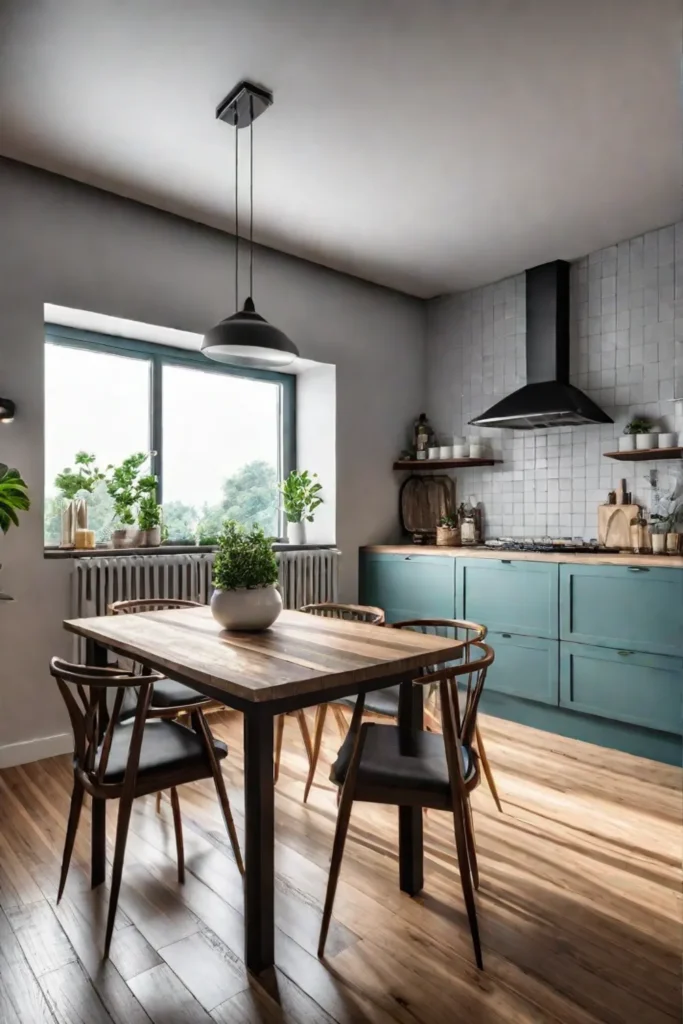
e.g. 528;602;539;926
392;619;503;813
318;640;495;969
50;656;244;958
297;603;386;803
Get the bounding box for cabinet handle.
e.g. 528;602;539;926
617;650;634;656
501;633;512;639
501;559;512;565
627;566;649;572
404;556;411;561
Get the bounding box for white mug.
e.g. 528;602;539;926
439;445;453;459
427;447;441;459
453;443;469;458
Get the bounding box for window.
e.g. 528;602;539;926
44;327;295;545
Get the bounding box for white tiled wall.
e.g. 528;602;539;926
426;223;683;539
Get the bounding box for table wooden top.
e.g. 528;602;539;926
64;607;464;704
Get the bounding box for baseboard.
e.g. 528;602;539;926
0;732;72;770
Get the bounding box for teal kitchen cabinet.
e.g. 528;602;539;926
560;564;683;657
560;642;683;735
456;558;559;639
484;632;559;705
359;553;456;623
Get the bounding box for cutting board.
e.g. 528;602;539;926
597;504;640;549
399;474;456;535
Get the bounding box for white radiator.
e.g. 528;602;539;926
72;549;341;621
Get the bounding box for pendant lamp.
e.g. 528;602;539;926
202;81;299;369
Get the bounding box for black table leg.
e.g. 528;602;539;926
243;706;275;974
398;678;424;895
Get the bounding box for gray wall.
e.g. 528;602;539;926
0;158;425;757
427;224;683;539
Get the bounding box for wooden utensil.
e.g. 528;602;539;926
597;503;640;549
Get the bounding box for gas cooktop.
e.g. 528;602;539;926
484;537;602;553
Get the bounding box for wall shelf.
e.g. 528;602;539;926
393;458;502;470
603;447;683;462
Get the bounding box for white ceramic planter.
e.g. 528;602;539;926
210;585;282;631
139;526;161;547
650;532;666;554
453;444;469;458
658;432;678;448
427;447;440;460
439;445;453;459
636;433;658;450
111;528;142;549
287;520;306;545
618;435;636;451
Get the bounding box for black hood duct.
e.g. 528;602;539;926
469;260;613;430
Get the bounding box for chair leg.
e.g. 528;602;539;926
104;791;134;958
294;709;314;769
91;797;107;889
211;763;245;876
462;795;479;890
274;714;286;784
57;777;84;902
170;787;185;885
331;704;348;741
450;790;483;968
155;791;162;814
475;725;502;813
303;704;328;803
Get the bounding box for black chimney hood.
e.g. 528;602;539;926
469;260;613;430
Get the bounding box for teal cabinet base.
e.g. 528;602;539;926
479;691;682;767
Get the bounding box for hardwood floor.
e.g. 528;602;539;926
0;711;680;1023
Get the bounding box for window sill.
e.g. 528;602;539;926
44;543;337;559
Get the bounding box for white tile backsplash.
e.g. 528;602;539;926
426;223;683;539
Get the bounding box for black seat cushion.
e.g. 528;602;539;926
151;678;211;709
331;723;473;794
335;685;400;717
96;718;227;784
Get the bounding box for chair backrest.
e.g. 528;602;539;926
300;602;385;625
108;598;202;615
50;657;161;788
413;641;494;750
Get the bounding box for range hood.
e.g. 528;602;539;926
469;260;613;430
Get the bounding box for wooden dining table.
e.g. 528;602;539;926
64;606;465;974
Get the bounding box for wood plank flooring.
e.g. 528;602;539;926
0;710;680;1023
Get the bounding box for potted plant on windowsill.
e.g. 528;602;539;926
0;463;30;600
620;417;657;452
279;469;323;545
107;452;157;548
137;493;162;547
54;451;107;547
210;520;282;631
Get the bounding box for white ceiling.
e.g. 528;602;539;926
1;0;681;297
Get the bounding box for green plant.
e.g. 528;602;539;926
279;470;323;524
106;452;156;527
0;464;30;533
212;520;279;591
138;493;162;531
439;512;459;528
624;417;653;435
54;451;107;500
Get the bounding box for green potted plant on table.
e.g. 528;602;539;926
620;417;657;452
0;463;30;600
279;469;323;545
210;520;281;630
107;452;159;548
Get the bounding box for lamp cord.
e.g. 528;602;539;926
234;108;239;312
249;97;254;298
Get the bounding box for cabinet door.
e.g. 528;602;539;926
360;554;456;624
485;632;559;705
456;558;559;638
560;642;683;735
560;565;683;657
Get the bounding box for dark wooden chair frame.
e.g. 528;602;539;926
318;640;495;969
50;656;244;958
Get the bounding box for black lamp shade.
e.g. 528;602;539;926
0;398;15;423
201;298;299;369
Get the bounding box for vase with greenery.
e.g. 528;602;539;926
53;451;107;546
107;452;157;547
210;520;281;630
0;463;30;600
279;469;322;545
436;511;460;548
649;487;683;554
621;417;657;452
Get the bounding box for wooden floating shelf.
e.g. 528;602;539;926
603;447;683;462
393;458;503;470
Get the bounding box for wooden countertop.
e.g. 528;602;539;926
362;545;683;568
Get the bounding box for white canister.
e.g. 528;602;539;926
452;436;466;446
651;532;666;554
636;432;658;450
427;447;441;459
618;434;636;451
439;445;453;459
453;443;469;458
657;432;678;448
469;442;487;459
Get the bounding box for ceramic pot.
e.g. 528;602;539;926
618;435;636;451
111;528;142;549
139;526;161;547
650;532;666;554
666;533;680;555
210;585;282;631
469;443;487;458
636;432;657;450
439;445;453;459
658;432;678;448
427;447;440;460
287;520;306;545
453;443;469;458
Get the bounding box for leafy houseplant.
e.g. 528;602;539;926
436;511;460;548
54;452;107;500
137;492;163;547
621;417;657;452
279;470;322;545
0;464;30;600
106;452;158;547
210;520;282;631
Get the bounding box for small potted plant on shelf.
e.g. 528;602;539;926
0;463;30;600
137;492;162;547
107;452;157;548
436;512;460;547
620;417;658;452
210;520;282;630
279;469;323;545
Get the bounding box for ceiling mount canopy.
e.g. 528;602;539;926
202;81;299;369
